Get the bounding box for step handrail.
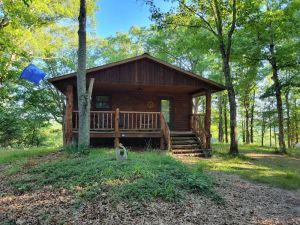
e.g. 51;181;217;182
160;112;171;150
190;114;210;149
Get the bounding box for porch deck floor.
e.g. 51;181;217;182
73;130;161;138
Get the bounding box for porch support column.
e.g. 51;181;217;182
114;108;120;148
160;112;165;150
205;90;212;149
64;84;73;146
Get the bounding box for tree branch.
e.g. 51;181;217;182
179;1;218;37
226;0;237;56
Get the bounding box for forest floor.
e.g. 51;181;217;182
0;145;299;225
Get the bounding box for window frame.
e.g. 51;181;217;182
94;95;112;110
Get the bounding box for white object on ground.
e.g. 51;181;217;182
295;143;300;149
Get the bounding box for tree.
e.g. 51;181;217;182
146;0;251;154
77;0;90;149
241;0;300;153
0;0;97;147
97;26;147;64
218;95;224;143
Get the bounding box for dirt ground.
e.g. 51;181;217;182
0;166;299;225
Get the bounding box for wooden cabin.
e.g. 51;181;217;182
49;53;225;156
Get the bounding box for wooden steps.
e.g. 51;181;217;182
170;131;210;157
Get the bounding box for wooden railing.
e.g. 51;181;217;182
73;111;115;131
119;111;160;130
160;112;171;150
73;109;170;149
190;114;210;149
73;110;161;132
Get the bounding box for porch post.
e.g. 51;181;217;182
64;84;73;146
160;112;165;149
205;90;212;149
190;96;194;130
114;108;120;148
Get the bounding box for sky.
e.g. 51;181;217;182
95;0;172;38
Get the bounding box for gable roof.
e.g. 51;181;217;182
48;53;226;92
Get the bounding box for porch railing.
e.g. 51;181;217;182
190;113;210;149
120;111;160;130
73;111;115;131
73;110;161;132
73;109;171;149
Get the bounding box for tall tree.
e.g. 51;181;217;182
241;0;300;153
77;0;90;149
146;0;247;154
250;91;256;143
218;95;224;143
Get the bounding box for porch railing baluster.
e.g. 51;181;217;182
72;110;161;132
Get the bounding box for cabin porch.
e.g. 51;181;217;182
69;109;211;156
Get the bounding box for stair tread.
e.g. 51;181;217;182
172;145;199;149
169;132;207;157
172;144;199;147
171;131;193;134
172;149;203;152
173;152;205;156
171;136;197;140
172;141;198;144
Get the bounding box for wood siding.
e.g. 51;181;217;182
88;59;209;90
73;90;192;131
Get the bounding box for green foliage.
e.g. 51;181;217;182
96;26;147;63
0;147;58;164
198;144;300;190
9;149;218;203
64;143;90;155
0;0;98;148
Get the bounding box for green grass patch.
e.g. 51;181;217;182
0;147;58;164
198;144;300;190
10;149;218;203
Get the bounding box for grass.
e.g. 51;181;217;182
0;147;58;164
2;143;299;205
197;143;300;190
9;149;219;203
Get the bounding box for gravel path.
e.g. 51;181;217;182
1;169;299;225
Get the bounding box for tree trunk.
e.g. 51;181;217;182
250;91;255;143
224;97;228;143
261;112;266;146
269;43;286;153
295;99;299;143
205;91;212;149
77;0;90;149
245;107;250;144
218;95;224;143
220;45;238;154
274;124;277;148
269;116;272;147
272;67;286;152
242;119;245;143
285;91;291;148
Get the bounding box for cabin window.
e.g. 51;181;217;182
95;96;111;109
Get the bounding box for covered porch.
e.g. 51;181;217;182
65;100;211;151
72;109;171;149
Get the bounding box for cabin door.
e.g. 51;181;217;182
159;98;173;129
